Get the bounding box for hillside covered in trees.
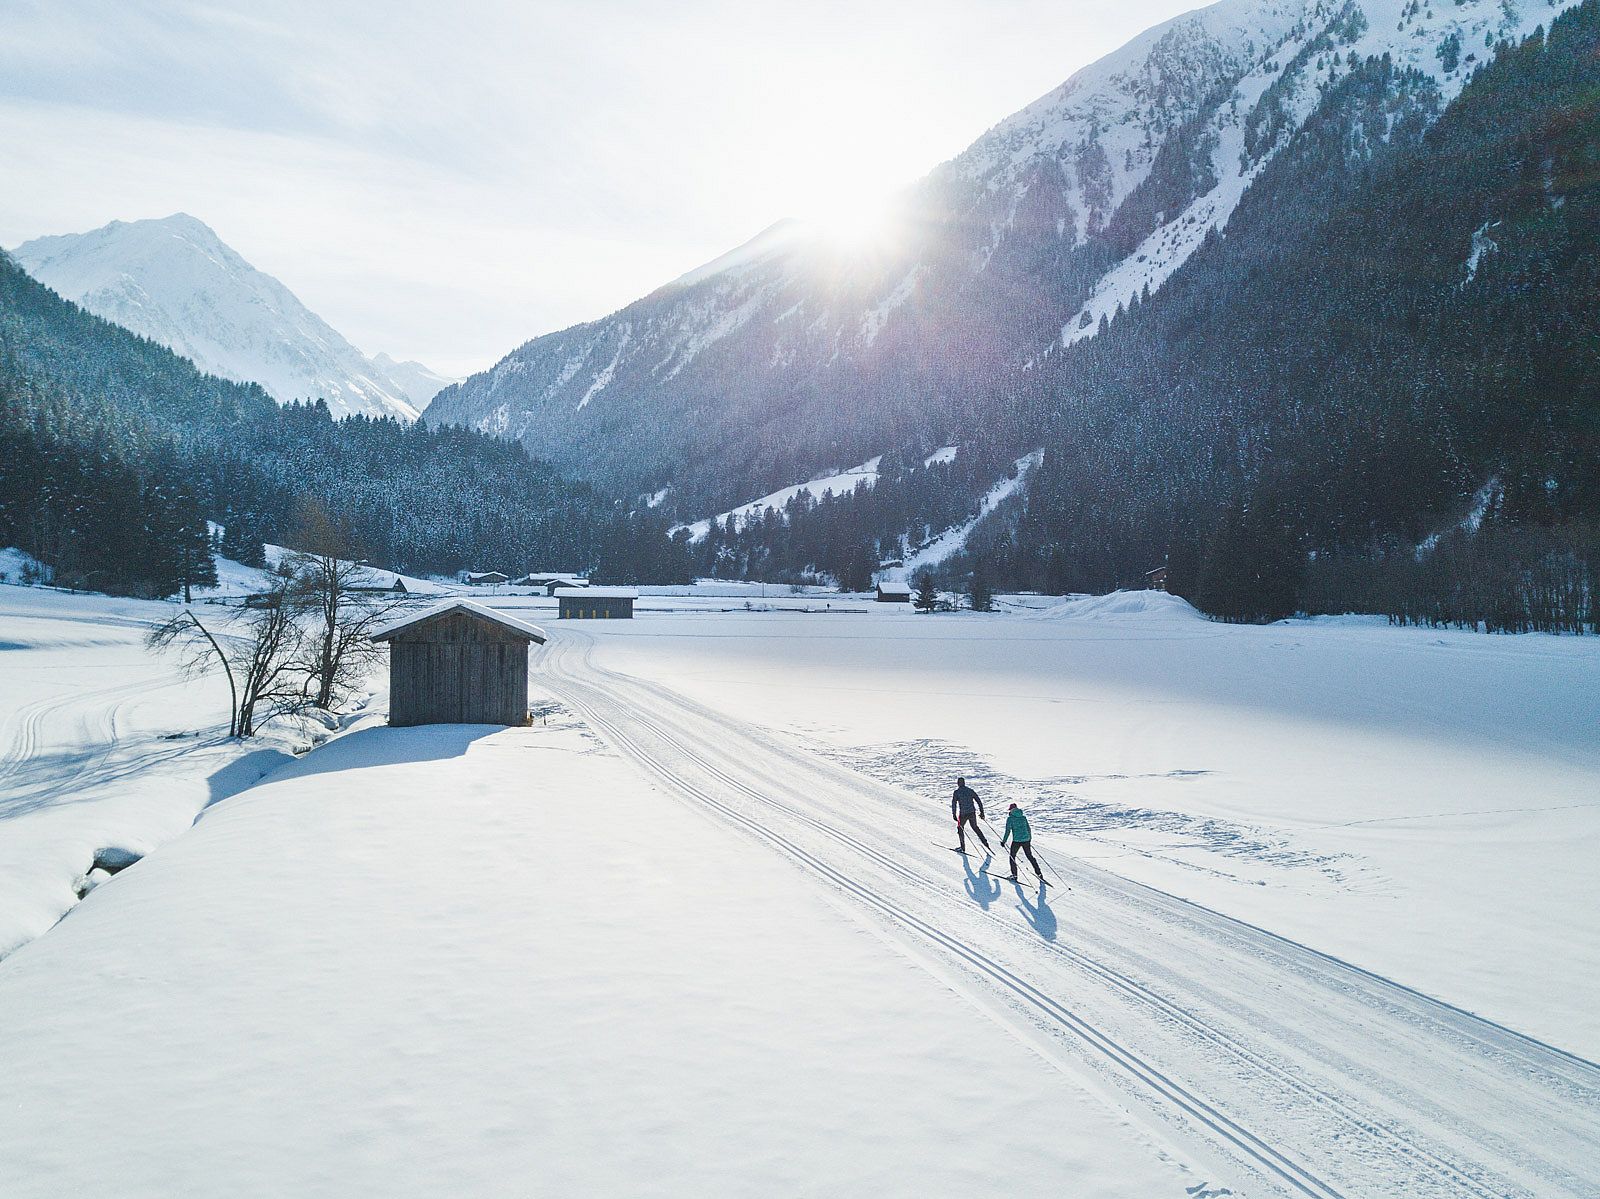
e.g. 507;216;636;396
0;253;687;596
704;5;1600;630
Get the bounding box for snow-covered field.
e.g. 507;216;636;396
0;585;323;956
0;713;1191;1197
4;582;1598;1196
552;591;1600;1060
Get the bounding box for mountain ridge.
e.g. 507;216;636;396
423;0;1558;513
13;214;451;421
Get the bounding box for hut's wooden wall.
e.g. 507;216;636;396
557;596;634;619
388;611;530;727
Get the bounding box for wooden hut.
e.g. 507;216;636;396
371;599;547;727
555;587;636;619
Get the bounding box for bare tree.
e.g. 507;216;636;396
282;498;405;712
148;581;309;737
147;609;239;737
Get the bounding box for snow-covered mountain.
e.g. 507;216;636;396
425;0;1564;510
369;353;453;412
13;215;448;421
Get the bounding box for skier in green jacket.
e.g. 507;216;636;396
1001;803;1046;884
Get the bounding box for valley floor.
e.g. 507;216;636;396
2;584;1597;1196
573;590;1600;1060
0;706;1186;1197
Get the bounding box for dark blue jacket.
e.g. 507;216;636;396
952;785;982;819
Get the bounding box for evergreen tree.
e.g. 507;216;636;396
967;561;995;612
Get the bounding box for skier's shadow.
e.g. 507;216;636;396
1012;881;1058;941
962;853;1000;909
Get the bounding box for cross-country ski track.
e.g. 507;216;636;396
540;628;1600;1199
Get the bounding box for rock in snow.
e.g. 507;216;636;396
13;214;449;421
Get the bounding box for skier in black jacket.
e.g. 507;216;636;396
951;777;991;853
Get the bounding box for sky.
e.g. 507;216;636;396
1;0;1199;377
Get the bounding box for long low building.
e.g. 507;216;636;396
555;587;636;620
513;573;589;594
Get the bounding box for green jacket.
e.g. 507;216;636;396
1004;809;1032;844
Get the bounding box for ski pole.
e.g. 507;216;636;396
984;812;1065;888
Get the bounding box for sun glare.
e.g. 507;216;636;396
801;190;904;255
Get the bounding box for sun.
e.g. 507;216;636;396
800;189;904;255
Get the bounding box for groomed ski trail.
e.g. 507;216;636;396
541;629;1600;1199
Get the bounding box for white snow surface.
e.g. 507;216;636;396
0;585;328;957
0;546;46;584
679;456;883;541
567;597;1600;1061
0;702;1184;1198
13;215;444;421
1464;219;1501;285
576;322;631;409
4;584;1600;1194
858;266;921;347
370;352;456;411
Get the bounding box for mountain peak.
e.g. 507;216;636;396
152;212;221;238
13;217;437;421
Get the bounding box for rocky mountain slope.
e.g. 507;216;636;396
14;215;448;421
424;0;1560;513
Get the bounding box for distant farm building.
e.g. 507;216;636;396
1144;566;1170;592
458;570;509;586
513;573;590;595
347;576;408;595
371;599;546;727
556;587;636;619
876;583;911;603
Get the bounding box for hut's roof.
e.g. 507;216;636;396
554;587;637;599
556;585;636;598
370;598;548;643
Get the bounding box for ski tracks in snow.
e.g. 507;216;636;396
541;630;1600;1199
0;671;191;817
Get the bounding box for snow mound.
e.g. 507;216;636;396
1028;590;1205;622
